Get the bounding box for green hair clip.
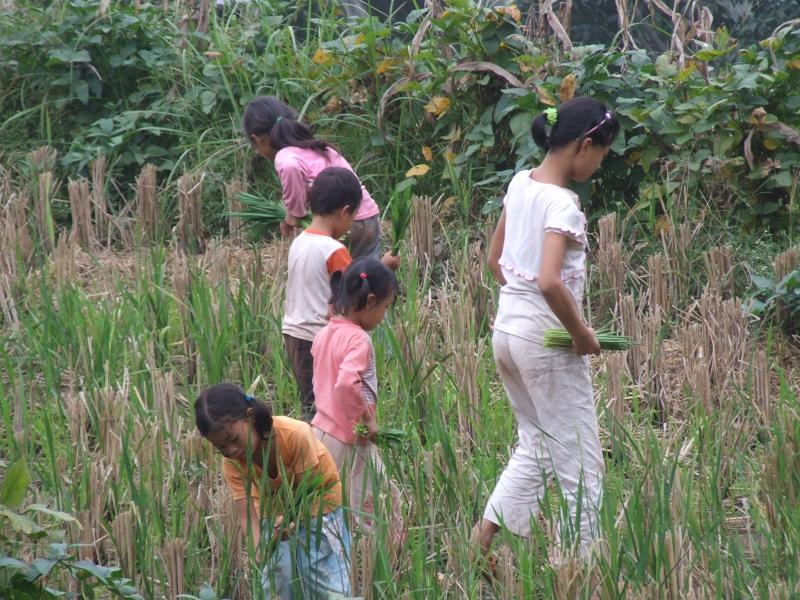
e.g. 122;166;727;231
544;107;558;126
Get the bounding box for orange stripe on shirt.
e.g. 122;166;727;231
326;247;352;275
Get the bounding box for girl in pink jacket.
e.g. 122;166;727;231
310;257;404;549
243;96;383;260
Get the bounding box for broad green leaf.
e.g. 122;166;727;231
1;459;30;508
26;504;80;525
0;507;45;538
0;556;29;571
31;558;56;577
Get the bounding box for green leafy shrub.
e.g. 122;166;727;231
0;459;143;599
748;267;800;335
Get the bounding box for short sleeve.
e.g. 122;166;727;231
290;428;320;474
275;159;310;219
543;199;586;245
326;247;352;274
222;459;248;501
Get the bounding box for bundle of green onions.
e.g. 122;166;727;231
353;423;408;448
228;191;310;237
543;328;638;350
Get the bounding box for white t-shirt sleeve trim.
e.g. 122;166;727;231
542;199;586;246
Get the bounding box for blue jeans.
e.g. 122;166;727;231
261;508;353;599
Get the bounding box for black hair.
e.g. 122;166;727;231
308;167;363;216
195;383;273;440
330;257;398;315
530;96;620;153
242;96;330;155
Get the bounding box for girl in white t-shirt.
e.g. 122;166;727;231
473;97;620;567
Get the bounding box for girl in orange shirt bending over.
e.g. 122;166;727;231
195;383;352;599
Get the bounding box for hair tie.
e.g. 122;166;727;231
274;116;283;124
244;394;255;403
359;272;367;280
544;107;558;126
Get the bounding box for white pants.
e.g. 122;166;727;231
313;428;404;546
484;330;604;555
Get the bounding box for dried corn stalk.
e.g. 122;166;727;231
773;247;799;281
176;172;205;254
752;348;771;427
36;171;56;252
110;510;136;581
91;155;112;245
0;191;33;277
53;232;78;286
226;179;244;244
648;252;671;315
136;164;158;241
159;537;187;600
410;194;434;264
597;213;625;316
703;245;733;297
68;178;93;247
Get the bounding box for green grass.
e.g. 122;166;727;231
1;214;798;598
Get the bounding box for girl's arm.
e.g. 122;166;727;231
488;209;507;286
539;232;600;355
275;159;308;235
235;497;262;548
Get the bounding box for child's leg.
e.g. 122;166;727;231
346;215;381;260
260;535;296;599
283;334;315;420
481;331;553;540
296;508;353;598
536;352;604;557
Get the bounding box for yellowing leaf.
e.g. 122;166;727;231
787;59;800;70
376;58;396;75
495;4;521;22
441;196;458;215
421;146;433;162
534;85;556;107
625;151;641;166
763;138;779;150
405;164;430;178
424;96;451;117
559;73;577;102
444;149;456;163
655;215;672;236
312;48;333;65
323;95;342;114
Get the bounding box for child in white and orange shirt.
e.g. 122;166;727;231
282;167;399;420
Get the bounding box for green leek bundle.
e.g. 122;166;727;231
353;423;408;448
228;191;310;237
543;328;637;351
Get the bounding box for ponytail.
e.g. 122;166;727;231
531;112;552;152
530;96;620;152
242;96;331;156
330;257;398;315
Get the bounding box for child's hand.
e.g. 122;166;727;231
357;412;379;445
572;326;601;356
381;251;401;271
280;215;301;238
272;517;296;541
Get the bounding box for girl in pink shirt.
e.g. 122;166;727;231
243;96;383;259
310;257;404;551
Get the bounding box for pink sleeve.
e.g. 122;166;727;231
275;159;309;219
332;335;371;422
